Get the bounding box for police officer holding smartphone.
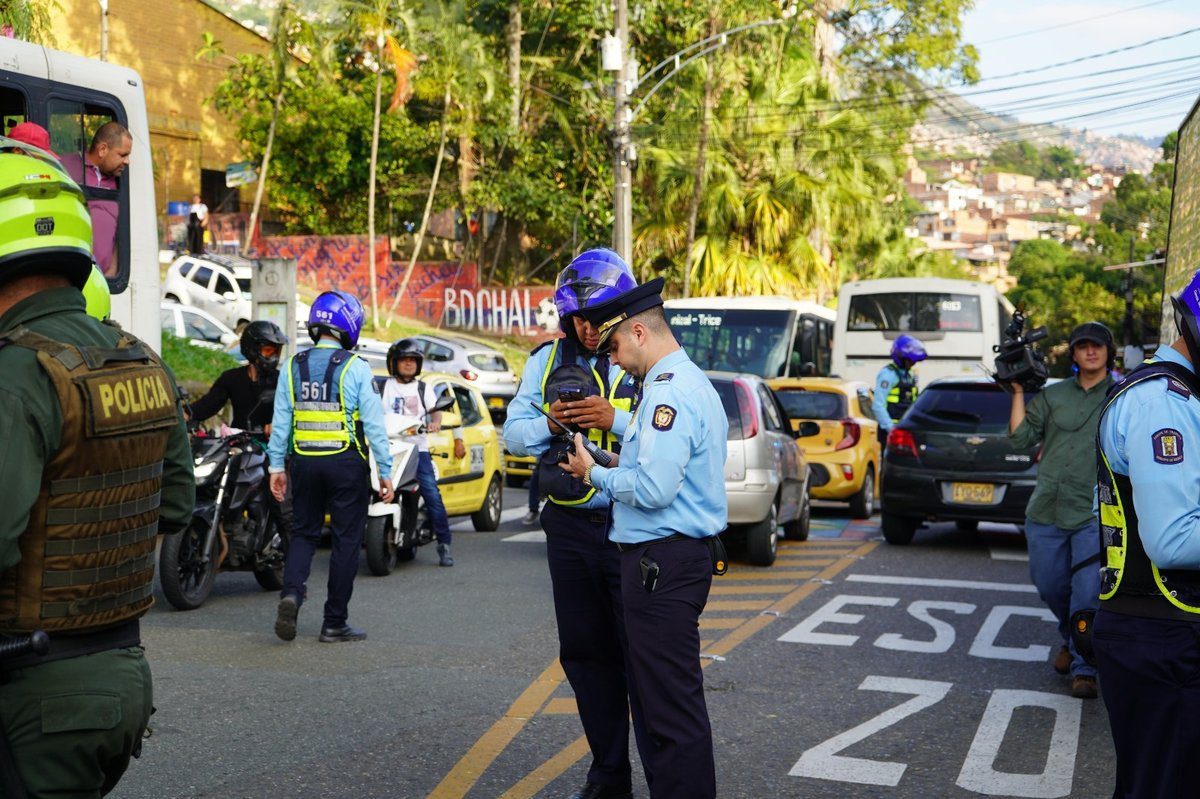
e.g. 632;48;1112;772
563;277;728;799
504;250;648;799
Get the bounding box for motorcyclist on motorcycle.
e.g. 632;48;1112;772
187;321;289;432
382;339;465;567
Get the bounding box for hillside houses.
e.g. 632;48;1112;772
904;156;1124;290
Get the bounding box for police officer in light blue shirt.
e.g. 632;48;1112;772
267;290;392;644
873;334;927;435
564;277;727;799
1093;267;1200;797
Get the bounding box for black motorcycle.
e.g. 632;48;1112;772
159;429;288;610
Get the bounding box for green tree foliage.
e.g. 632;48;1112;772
987;140;1084;181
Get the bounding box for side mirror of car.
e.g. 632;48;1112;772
795;421;821;439
222;291;236;301
220;332;238;346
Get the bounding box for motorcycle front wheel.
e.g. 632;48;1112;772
365;515;398;576
160;518;218;610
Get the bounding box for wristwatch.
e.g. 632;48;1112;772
583;464;594;487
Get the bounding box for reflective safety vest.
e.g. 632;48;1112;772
288;348;363;457
0;326;177;634
884;363;919;420
1097;361;1200;620
538;338;638;506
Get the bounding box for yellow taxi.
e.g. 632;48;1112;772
504;448;536;488
373;369;505;530
768;377;880;519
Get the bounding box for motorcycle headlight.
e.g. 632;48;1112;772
194;461;220;480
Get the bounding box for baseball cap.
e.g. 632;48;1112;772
7;122;57;158
1068;321;1114;349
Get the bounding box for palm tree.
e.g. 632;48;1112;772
387;2;496;323
343;0;418;329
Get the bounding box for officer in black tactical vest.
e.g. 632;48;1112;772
503;249;648;799
0;140;194;797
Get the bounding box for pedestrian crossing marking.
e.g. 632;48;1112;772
706;599;774;611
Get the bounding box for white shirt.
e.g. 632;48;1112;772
189;202;209;222
381;378;461;452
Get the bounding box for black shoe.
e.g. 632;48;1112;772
274;595;298;642
318;624;367;643
567;783;633;799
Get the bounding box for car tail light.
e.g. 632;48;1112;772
835;419;861;451
841;464;854;480
887;428;919;458
731;379;758;440
460;369;479;381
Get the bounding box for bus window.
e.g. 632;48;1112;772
787;315;833;377
0;86;26;135
47;97;129;282
667;308;793;376
848;292;982;332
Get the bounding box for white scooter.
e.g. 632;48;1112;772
364;392;455;576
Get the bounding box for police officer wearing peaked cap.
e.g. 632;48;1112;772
0;139;195;797
563;277;728;799
1094;267;1200;797
503;249;650;799
267;290;394;643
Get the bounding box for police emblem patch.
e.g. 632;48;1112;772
1153;428;1184;464
655;373;674;382
652;404;676;431
879;380;890;389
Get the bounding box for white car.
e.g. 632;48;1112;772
162;254;254;331
161;301;238;351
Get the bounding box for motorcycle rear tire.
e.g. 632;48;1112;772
159;519;218;611
365;515;398;576
253;518;288;591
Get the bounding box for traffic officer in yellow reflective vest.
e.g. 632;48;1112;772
1095;267;1200;797
267;290;393;643
0;141;194;798
503;249;648;799
564;277;728;799
873;334;927;437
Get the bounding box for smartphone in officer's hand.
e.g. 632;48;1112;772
557;385;585;403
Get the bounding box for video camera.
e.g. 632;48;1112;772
993;309;1049;391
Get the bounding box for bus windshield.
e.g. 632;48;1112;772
667;308;794;376
848;292;982;332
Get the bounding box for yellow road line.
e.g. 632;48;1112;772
718;570;819;581
542;698;579;715
427;659;566;799
705;599;773;611
699;616;748;630
709;583;794;595
437;540;878;799
772;557;838;566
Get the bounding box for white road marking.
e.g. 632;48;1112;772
502;530;547;543
777;595;899;646
449;506;528;532
790;676;954;787
957;689;1081;798
875;601;976;654
968;606;1057;662
990;548;1030;562
846;574;1038;593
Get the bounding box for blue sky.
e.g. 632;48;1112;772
960;0;1200;139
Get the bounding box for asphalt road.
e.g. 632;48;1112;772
113;490;1115;799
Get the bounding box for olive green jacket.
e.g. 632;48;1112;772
0;287;194;575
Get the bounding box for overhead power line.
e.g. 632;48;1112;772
975;0;1181;45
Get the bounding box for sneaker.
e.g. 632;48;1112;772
1071;675;1099;699
437;543;454;567
318;624;367;643
274;595;299;642
1053;644;1071;675
522;510;539;526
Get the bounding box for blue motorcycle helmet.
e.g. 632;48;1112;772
554;248;637;323
1172;267;1200;366
891;334;927;367
307;290;365;349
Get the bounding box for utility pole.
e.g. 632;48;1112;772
98;0;109;61
610;0;633;263
1123;234;1136;346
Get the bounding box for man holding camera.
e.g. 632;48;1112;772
1008;322;1115;699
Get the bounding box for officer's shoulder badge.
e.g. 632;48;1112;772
1153;428;1184;464
652;404;677;431
655;372;674;383
1167;378;1192;401
879;380;890;390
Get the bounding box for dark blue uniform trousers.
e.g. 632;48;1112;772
1093;608;1200;799
283;450;369;627
620;536;715;799
542;502;652;790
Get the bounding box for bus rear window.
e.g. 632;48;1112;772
667;308;793;376
848;293;982;332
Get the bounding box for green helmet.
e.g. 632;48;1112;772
82;264;111;321
0;138;94;288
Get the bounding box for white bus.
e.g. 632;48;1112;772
1;39;159;345
664;296;837;378
831;277;1014;385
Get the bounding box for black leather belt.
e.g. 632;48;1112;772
0;619;141;672
615;533;694;552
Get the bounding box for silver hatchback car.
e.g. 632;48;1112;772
706;372;813;567
408;334;519;416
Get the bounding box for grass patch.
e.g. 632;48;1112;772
161;332;239;394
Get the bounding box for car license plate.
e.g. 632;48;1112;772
488;397;505;408
950;482;995;504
